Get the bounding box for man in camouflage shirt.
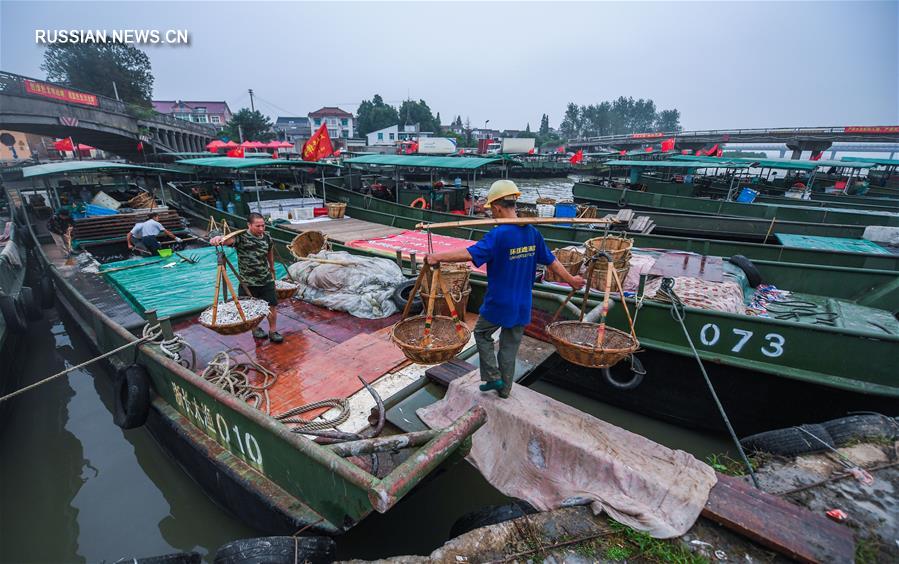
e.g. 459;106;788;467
210;213;282;343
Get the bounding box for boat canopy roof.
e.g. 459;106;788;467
21;160;179;178
344;154;500;170
842;156;899;167
606;159;749;169
670;155;819;171
176;156;335;169
807;159;874;169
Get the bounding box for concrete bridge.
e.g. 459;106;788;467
721;143;899;159
569;126;899;158
0;71;214;161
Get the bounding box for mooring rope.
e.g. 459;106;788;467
276;398;351;433
201;348;278;414
659;278;761;488
142;322;197;370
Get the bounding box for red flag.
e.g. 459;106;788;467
644;146;653;153
54;137;74;152
556;146;565;153
271;150;279;159
810;151;823;161
458;149;465;155
137;141;144;153
302;124;334;162
527;147;535;155
661;138;675;152
332;148;341;157
706;144;720;157
619;149;626;156
226;147;245;158
681;149;691;155
569;149;583;164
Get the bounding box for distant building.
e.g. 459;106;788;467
366;123;433;147
308;107;354;139
470;128;502;140
152;100;232;130
273;116;311;144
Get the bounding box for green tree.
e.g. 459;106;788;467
398;99;440;134
435;112;442;131
223;108;275;142
559;103;582;139
356;94;401;137
655;109;682;132
632;98;657;133
581;102;611;137
539;114;550;136
41;42;154;105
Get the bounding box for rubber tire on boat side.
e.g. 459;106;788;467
727;255;763;288
39;274;55;309
213;536;336;564
0;294;27;334
20;286;42;321
449;501;538;540
602;355;645;390
114;364;151;429
822;414;899;447
740;423;834;456
392;279;423;315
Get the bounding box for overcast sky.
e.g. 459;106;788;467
2;1;897;131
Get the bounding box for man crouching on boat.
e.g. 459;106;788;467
209;213;282;343
425;180;585;398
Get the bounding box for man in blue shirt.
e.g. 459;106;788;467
426;180;584;398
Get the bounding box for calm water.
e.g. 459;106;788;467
0;276;730;562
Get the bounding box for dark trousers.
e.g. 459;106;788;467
141;235;160;253
473;317;524;395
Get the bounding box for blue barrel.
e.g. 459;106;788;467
215;200;224;211
736;188;759;203
554;203;578;218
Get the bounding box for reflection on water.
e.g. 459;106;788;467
1;304;730;562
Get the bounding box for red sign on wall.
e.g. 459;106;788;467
844;126;899;134
630;132;665;139
24;79;99;107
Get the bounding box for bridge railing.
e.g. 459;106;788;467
568;126;858;145
0;70;213;136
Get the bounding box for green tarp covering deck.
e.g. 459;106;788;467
100;246;287;319
842;157;899;167
344;154;500;169
21;161;177;178
606;159;748;169
774;234;890;254
671;155;820;170
176;157;334;169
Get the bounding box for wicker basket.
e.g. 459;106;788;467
584;236;632;287
535;197;557;205
326;202;347;219
422;287;471;322
391;315;471;364
275;280;298;300
546;322;638;368
517;206;538;218
288;230;326;259
422;262;470;295
545;248;584;283
199;313;266;336
577;205;597;219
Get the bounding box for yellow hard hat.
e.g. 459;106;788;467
485;179;521;206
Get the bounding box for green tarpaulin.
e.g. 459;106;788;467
775;234;890;254
670;155;820;170
22;161;178;178
344;154;500;169
100;246;288;319
176;156;335;169
606;159;748;169
842;157;899;167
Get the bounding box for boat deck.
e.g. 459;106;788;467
281;216;404;244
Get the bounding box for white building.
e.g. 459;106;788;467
308;107;354;139
366;123;433;146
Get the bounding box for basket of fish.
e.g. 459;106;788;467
199;298;269;335
275;279;298;300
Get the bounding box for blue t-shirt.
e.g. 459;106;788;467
467;225;555;328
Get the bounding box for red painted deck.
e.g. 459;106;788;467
174;300;408;419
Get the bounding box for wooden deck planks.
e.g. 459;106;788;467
283;217;404;244
703;474;855;563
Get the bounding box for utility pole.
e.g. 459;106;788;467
112;81;120;101
248;89;255;111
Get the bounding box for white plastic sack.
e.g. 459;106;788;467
288;250;406;319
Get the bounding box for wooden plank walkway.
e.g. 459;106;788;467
282;217;404;244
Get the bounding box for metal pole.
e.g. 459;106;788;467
254;170;261;212
158;175;167;207
321;167;327;206
249;89;255;111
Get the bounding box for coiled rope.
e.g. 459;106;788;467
142;322;197;370
276;399;351;433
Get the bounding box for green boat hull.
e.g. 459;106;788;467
572;182;899;227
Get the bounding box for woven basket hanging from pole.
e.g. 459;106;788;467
546;256;639;369
390;263;471;365
199;242;268;335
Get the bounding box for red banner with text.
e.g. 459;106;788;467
24;79;99;107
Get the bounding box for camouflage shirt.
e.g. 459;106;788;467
233;231;274;286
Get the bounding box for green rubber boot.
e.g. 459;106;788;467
479;380;503;393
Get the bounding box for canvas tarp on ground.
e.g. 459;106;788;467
418;372;717;538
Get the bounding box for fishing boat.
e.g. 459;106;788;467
5;163;486;536
166;183;899;437
0;213;36;415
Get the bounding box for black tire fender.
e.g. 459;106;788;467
740;423;834;456
822;414;899;447
727;255;763;288
213;536;336;564
0;293;27;334
392;279;423;315
114;364;151;429
39;274;55;309
601;355;645;390
20;286;42;321
449;501;538;539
